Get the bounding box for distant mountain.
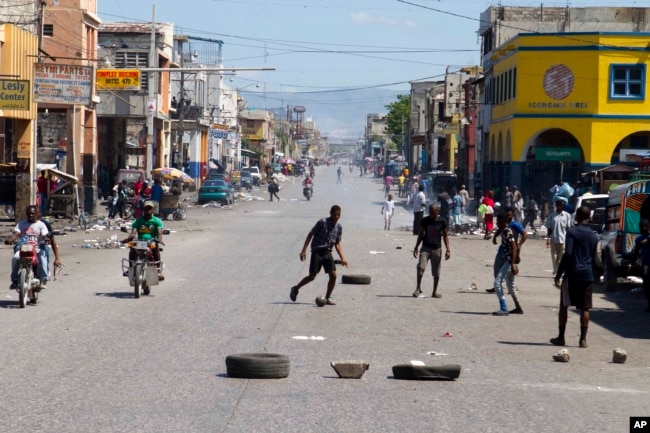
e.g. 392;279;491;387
240;87;409;143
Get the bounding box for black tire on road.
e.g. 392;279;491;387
226;353;290;379
18;268;28;308
341;274;371;285
133;263;142;299
392;364;462;380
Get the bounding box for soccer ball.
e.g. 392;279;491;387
315;296;326;307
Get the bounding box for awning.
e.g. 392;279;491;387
241;149;256;155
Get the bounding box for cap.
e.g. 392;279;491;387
143;200;155;209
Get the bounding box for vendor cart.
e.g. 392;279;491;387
159;180;187;220
44;168;79;221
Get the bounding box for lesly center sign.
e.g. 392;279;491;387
0;80;30;110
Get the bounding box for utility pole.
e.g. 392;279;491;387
177;36;186;176
146;5;156;175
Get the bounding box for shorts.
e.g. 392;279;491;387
452;213;461;225
309;250;335;275
560;279;593;309
417;246;442;277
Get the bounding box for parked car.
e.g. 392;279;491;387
207;172;229;185
198;179;235;205
598;180;650;290
243;166;261;184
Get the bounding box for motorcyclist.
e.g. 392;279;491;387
303;175;314;197
5;205;51;298
309;166;315;178
125;200;164;280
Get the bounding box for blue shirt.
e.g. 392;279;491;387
150;184;163;201
556;223;598;282
498;221;524;254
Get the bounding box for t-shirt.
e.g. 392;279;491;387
452;195;462;215
413;191;426;212
500;226;516;262
310;217;342;253
420;215;447;250
557;224;598;281
383;199;395;216
131;216;163;241
14;220;49;246
150;184;164;201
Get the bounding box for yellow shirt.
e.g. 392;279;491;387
403;168;409;177
398;175;405;186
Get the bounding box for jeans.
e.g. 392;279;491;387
11;247;48;283
494;260;516;299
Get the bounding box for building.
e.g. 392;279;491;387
478;6;650;197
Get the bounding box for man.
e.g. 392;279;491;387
397;172;406;198
631;219;650;313
522;194;539;233
290;205;348;305
5;206;50;298
133;175;144;197
491;213;523;315
459;184;469;216
412;185;427;236
384;173;393;197
486;206;527;293
438;188;451;225
551;206;598;348
545;199;573;275
412;204;451;298
337;166;343;184
502;186;513;209
37;171;49;216
150;178;164;217
303;174;314;196
126;200;164;280
451;188;463;235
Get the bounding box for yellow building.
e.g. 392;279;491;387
486;32;650;194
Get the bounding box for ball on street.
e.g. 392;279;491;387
315;296;326;307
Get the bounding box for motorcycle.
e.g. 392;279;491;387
15;244;44;307
122;239;164;298
303;185;313;201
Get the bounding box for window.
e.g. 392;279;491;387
43;24;53;37
610;64;645;99
115;51;149;90
512;67;517;99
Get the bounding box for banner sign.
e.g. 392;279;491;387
209;124;229;139
0;80;30;110
535;147;580;161
96;69;141;91
34;64;92;105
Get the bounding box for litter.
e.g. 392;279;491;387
426;351;448;356
409;360;426;366
291;336;326;340
369;251;385;254
442;332;453;338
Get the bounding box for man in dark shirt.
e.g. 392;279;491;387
412;204;451;298
290;205;348;305
551;205;598;348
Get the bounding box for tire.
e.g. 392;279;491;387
226;353;290;379
341;274;371;285
18;268;28;308
392;364;462;380
133;263;142;298
143;282;150;295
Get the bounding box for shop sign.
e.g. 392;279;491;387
34;64;92;105
209;124;229;139
17;141;31;159
535;147;580;161
96;69;141;91
0;80;30;110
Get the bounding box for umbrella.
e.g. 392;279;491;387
281;158;296;165
152;167;194;184
364;157;373;162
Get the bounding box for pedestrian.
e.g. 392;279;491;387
269;174;280;201
512;186;523;223
150;178;164;217
459;184;469;216
551;205;598;348
540;196;549;223
438;188;451;225
290;205;348;305
486;206;527;293
384;173;393;197
545;199;573;275
397;172;406;198
412;185;427;236
412;203;451;298
521;194;539;233
482;190;495;239
631;219;650;313
37;170;49;216
491;213;523;315
337;166;343;184
381;193;395;230
451;188;462;235
502;186;513;209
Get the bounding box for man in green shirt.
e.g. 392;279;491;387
127;200;164;279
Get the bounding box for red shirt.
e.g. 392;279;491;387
37;176;48;194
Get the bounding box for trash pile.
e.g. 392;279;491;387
73;234;123;249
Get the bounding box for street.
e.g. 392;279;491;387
0;165;648;433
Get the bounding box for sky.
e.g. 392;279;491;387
97;0;647;139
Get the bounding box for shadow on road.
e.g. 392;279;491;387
95;292;138;299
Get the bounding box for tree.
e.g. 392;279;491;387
384;94;411;148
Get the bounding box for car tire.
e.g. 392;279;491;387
392;364;461;380
226;353;290;379
341;274;371;285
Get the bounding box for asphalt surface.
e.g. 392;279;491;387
0;165;649;433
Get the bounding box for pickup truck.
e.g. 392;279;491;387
243;166;261;183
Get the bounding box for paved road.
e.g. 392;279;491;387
0;165;648;433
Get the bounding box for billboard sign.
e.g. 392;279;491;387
34;64;92;105
96;69;141;91
0;80;30;110
209;124;229;139
535;147;580;161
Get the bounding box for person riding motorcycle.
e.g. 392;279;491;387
125;200;164;280
5;205;52;297
303;175;314;197
309;165;315;178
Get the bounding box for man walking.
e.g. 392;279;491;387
337;166;343;184
545;199;573;275
459;184;469;216
150;178;164;217
290;205;348;305
412;185;427;235
491;214;523;315
551;206;598;348
412;204;451;298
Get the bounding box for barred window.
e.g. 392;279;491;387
43;24;53;37
610;64;645;99
114;51;148;90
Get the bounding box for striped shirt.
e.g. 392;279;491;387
310;217;342;253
